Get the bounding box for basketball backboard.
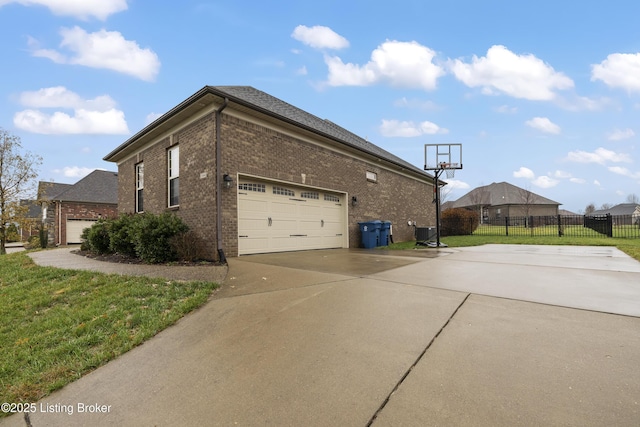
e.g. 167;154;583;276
424;143;463;171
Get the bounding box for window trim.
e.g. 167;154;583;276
168;146;180;207
135;162;144;213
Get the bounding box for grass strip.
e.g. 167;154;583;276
0;252;218;412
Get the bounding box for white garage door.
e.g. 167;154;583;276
238;180;347;255
66;219;98;244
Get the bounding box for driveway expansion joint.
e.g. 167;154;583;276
366;293;471;426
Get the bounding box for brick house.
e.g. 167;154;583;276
450;181;560;221
104;86;437;261
38;170;118;245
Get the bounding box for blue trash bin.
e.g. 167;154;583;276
358;220;382;249
379;221;391;246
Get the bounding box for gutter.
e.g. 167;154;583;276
215;98;229;263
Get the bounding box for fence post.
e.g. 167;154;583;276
557;214;563;237
606;213;613;237
505;216;509;236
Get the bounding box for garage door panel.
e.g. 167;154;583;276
66;219;98;244
238;180;346;255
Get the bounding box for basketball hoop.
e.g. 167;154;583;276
439;162;456;179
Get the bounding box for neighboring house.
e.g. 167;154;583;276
104;86;438;260
590;203;640;225
18;199;42;241
450;182;561;221
38;170;119;245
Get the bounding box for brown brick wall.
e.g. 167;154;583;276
48;201;118;245
115;109;435;259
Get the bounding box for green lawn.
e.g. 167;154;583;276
384;235;640;262
0;252;218;413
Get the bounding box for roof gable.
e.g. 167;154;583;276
40;170;118;204
452;182;560;208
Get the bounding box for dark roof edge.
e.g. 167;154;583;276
104;86;432;181
104;86;213;161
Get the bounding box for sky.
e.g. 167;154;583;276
1;0;639;214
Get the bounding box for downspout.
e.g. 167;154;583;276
57;200;61;246
215;98;229;263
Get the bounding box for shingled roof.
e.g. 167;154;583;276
104;86;432;181
591;203;640;216
39;170;118;204
452;182;560;208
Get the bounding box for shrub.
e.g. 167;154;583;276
441;208;479;236
108;213;139;257
170;230;208;262
38;227;48;249
130;212;189;263
82;220;111;254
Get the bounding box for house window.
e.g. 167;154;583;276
238;183;266;192
168;146;179;207
135;163;144;213
301;191;319;199
273;186;295;196
324;194;340;203
366;171;377;182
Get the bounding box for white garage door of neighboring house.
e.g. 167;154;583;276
238;180;347;255
66;219;98;244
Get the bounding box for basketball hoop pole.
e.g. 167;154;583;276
434;168;443;247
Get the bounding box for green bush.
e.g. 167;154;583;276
80;213;190;263
130;213;189;263
108;213;139;257
82;220;111;254
441;208;479;236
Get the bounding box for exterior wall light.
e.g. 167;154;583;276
351;196;358;207
223;173;233;189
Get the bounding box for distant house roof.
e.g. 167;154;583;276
559;209;578;216
20;199;41;219
103;86;432;182
39;170;118;204
591;203;639;216
452;182;561;208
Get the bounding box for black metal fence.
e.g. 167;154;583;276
442;214;640;239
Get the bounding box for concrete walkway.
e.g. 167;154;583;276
2;245;640;426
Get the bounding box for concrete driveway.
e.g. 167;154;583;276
2;245;640;426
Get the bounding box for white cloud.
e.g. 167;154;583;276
13;86;129;135
393;97;440;111
325;40;445;90
19;86;116;110
291;25;349;50
607;128;635;141
31;26;160;81
551;170;572;179
570;177;586;184
448;45;573;101
525;117;561;134
591;53;640;92
566;147;632;164
494;105;517;114
379;119;448;137
53;166;94;178
15;109;129;135
296;65;308;76
145;112;163;125
513;167;535;179
0;0;127;20
594;180;601;187
532;176;559;188
444;180;470;190
608;166;640;179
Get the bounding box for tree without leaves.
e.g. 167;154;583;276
627;194;639;204
584;203;596;215
0;128;42;255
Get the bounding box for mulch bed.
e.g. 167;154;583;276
72;250;222;266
